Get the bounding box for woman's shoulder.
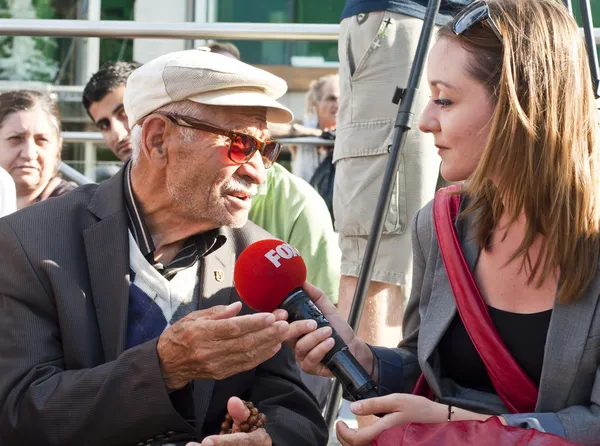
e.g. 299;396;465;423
50;178;79;198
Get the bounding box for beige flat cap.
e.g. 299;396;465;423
124;49;293;127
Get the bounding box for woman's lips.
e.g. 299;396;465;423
14;166;39;172
435;145;450;155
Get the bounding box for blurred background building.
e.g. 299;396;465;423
0;0;343;180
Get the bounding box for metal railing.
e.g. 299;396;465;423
59;161;94;185
0;18;597;43
0;20;339;41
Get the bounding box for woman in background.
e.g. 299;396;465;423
0;90;76;210
290;73;339;183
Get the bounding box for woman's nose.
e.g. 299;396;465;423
418;104;440;134
19;138;38;161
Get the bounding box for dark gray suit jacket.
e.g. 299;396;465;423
372;198;600;445
0;170;328;446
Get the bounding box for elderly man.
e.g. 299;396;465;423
83;59;341;309
0;50;328;446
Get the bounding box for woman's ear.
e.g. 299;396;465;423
141;114;170;167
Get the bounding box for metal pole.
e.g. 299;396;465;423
323;0;442;433
59;162;94;185
580;0;600;98
0;19;339;41
76;0;101;183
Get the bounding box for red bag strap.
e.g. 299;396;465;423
432;185;538;414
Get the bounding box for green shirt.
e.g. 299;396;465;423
249;163;341;304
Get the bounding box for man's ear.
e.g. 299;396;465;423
140;114;170;166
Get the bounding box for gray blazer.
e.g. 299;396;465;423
0;169;328;446
372;198;600;445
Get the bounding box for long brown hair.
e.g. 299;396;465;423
439;0;600;303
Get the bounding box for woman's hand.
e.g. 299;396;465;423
336;394;447;446
283;282;373;378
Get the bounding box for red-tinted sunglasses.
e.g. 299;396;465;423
161;113;281;168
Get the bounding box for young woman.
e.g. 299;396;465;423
0;90;76;210
287;1;600;445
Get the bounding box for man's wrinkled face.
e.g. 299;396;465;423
88;85;132;161
163;105;269;229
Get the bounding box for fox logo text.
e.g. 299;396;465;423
264;243;300;268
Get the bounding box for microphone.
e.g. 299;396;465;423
234;239;379;401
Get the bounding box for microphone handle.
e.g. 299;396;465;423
281;288;379;401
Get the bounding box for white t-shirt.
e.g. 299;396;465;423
0;167;16;217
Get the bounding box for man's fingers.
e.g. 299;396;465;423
227;397;250;427
231;320;290;351
272;309;288;321
212;323;289;377
221;333;284;374
201;429;270;445
284;319;317;344
204;312;277;340
197;302;243;321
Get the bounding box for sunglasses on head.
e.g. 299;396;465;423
160;113;281;169
452;0;503;43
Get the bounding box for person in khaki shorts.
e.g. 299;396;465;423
333;0;471;426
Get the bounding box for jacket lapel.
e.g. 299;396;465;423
84;170;130;362
537;272;600;411
194;227;236;429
